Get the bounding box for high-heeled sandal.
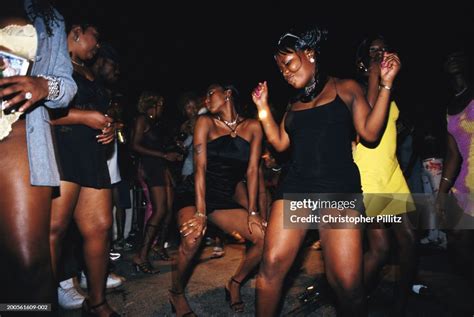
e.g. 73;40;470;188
132;261;159;274
168;289;197;317
82;299;120;317
224;277;244;313
153;245;172;261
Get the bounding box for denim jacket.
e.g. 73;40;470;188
24;1;77;186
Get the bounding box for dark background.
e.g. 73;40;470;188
56;0;473;132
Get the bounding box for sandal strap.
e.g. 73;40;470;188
136;261;155;273
89;299;107;310
231;277;242;285
168;288;184;296
230;301;244;308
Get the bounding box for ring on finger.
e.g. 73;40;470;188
25;92;33;100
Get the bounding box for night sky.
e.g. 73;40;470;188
56;0;473;131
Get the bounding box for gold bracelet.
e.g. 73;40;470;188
195;211;207;218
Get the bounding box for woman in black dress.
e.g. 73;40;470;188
169;83;266;316
48;23;119;316
131;92;183;271
252;26;401;316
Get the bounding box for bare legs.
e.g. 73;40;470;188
364;226;390;292
255;200;307;316
170;207;264;315
50;183;114;316
364;213;416;316
155;171;174;260
133;185;167;268
0;122;55;309
256;200;366;317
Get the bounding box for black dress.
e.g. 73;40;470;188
174;133;250;214
54;71;111;189
139;117;169;187
275;94;364;212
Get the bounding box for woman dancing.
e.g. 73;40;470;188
169;83;265;316
131;92;183;271
252;26;400;316
353;35;416;314
48;22;119;316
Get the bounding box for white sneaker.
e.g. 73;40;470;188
80;271;124;289
58;278;85;310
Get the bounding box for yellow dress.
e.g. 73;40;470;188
353;101;415;216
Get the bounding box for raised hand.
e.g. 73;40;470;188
251;81;269;109
380;53;401;85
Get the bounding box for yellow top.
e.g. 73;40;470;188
353;101;415;216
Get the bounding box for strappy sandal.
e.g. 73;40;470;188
132;261;159;274
168;289;197;317
224;277;244;313
153;245;172;261
82;299;120;317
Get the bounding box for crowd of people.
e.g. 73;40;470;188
0;1;473;316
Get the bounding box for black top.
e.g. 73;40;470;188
276;94;363;199
54;71;111;189
139;117;169;187
174;133;250;213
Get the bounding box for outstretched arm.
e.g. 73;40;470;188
246;120;263;214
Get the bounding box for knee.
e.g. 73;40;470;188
50;218;69;242
332;271;364;302
11;245;51;279
396;228;416;250
250;232;265;249
371;239;390;261
260;251;286;280
82;217;113;237
180;235;202;257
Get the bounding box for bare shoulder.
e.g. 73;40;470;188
335;78;363;92
196;114;213;125
243;118;262;134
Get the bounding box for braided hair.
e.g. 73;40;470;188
27;0;61;36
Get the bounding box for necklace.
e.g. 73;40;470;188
71;59;85;67
292;72;328;103
217;114;239;138
454;86;468;97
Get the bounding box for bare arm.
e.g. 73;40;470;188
252;81;290;152
49;108;115;144
438;133;461;194
258;162;268;220
351;53;401;142
366;69;381;107
193;116;210;214
246;120;263;213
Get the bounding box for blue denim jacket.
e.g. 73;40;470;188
24;1;77;186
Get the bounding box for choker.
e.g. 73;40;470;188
291;72;328;103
